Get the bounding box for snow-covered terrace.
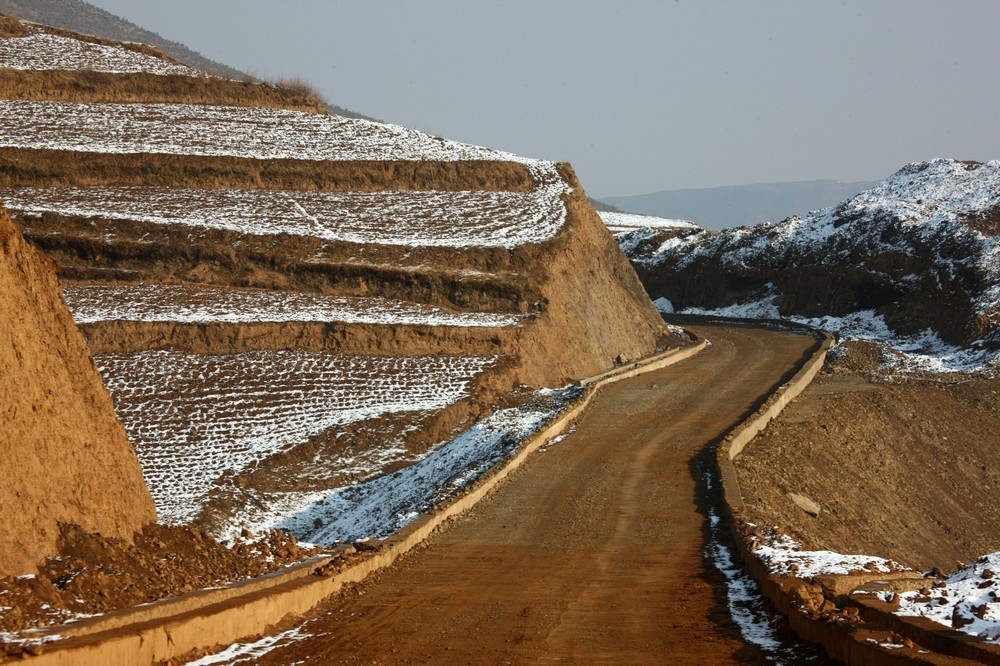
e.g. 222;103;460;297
65;284;520;327
0;100;549;165
0;27;205;76
2;178;566;249
96;350;498;524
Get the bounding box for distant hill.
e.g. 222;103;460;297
601;179;875;231
0;0;374;119
587;197;622;213
618;159;1000;369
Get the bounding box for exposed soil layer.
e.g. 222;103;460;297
19;216;541;313
76;319;516;356
736;341;1000;572
0;148;534;192
225;325;818;665
0;69;329;112
0;522;321;643
0;208;154;578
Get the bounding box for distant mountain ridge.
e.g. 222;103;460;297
0;0;374;119
601;179;875;231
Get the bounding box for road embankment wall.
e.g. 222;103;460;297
713;325;1000;664
21;341;708;666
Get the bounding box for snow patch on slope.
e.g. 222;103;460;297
751;528;911;578
222;387;582;544
894;552;1000;643
598;211;698;235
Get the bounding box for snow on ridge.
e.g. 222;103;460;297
683;297;1000;374
894;552;1000;644
96;350;499;524
0;29;205;77
64;284;521;327
633;159;1000;272
598;211;699;235
2;164;567;249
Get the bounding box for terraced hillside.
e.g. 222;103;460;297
0;14;671;541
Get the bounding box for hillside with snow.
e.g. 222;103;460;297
621;159;1000;372
0;13;671;545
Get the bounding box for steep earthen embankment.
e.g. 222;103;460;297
0;206;155;577
513;164;670;385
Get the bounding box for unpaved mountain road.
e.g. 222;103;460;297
238;324;818;665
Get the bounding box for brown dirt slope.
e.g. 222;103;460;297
735;342;1000;572
0;206;155;577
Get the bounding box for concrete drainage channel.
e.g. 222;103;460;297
18;341;709;666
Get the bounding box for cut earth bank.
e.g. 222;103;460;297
737;339;1000;574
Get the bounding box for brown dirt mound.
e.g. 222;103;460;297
736;360;1000;572
0;523;321;641
0;207;155;578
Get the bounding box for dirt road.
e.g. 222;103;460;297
240;324;817;665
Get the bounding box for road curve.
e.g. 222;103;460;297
240;324;817;665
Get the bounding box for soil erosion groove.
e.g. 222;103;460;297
239;323;816;665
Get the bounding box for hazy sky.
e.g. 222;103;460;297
87;0;1000;198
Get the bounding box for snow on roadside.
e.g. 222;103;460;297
893;553;1000;644
64;284;520;328
184;625;313;665
701;475;805;664
221;386;582;545
749;528;911;578
683;296;1000;374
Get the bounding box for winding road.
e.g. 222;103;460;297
238;324;817;665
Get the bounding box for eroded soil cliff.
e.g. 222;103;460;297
0;207;155;577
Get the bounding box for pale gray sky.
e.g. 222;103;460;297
87;0;1000;198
